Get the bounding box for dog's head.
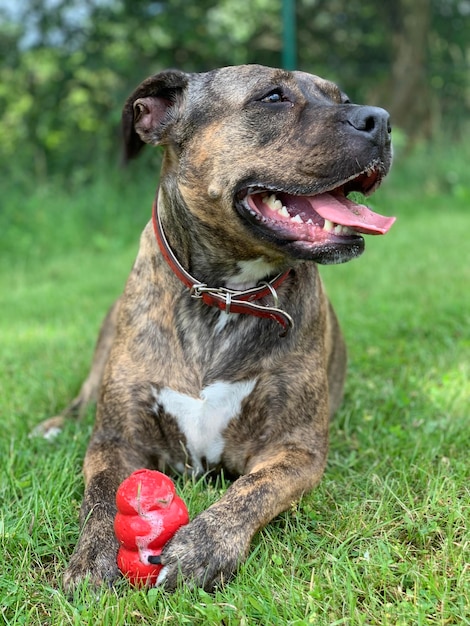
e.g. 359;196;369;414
123;65;394;268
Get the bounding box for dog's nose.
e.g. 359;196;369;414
346;106;391;143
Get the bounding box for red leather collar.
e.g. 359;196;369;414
151;199;294;335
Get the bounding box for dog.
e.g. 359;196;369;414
37;64;395;592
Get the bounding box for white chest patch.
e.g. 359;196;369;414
155;379;257;474
224;257;279;290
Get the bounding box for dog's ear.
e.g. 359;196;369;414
122;70;189;162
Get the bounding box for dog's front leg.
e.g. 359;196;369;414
63;434;142;592
159;444;327;591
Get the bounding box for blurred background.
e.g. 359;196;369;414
0;0;468;186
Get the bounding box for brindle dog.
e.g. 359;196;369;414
38;64;395;592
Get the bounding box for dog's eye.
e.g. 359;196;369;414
260;90;289;104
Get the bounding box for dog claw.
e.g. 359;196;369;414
148;555;162;565
156;565;169;586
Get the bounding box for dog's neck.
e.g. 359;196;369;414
153;192;294;334
156;186;288;290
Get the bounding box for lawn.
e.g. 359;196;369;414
1;142;469;625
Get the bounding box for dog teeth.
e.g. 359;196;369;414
261;194;354;235
263;194;282;211
263;193;290;219
333;225;355;235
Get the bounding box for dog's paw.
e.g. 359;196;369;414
29;416;65;440
63;537;121;594
157;510;250;591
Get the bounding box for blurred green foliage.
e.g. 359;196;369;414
0;0;468;183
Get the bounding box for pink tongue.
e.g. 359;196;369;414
308;193;396;235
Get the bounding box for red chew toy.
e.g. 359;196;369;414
114;469;189;587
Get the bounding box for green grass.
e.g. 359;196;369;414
1;143;469;625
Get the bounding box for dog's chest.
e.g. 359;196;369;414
153;379;257;474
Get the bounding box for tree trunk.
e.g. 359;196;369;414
388;0;432;139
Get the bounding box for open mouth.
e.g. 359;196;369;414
236;164;396;261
